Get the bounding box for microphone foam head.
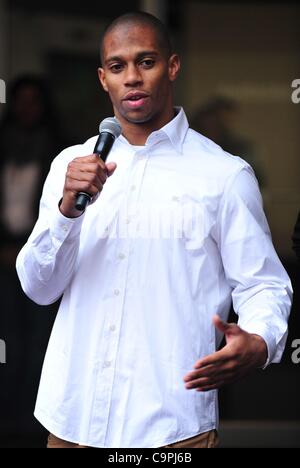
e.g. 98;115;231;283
99;117;121;138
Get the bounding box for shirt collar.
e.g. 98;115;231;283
118;107;189;154
146;107;188;153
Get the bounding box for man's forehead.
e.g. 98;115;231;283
102;23;159;56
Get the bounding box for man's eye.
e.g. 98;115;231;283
140;59;155;68
110;64;123;72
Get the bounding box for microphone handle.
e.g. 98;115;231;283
75;133;115;212
75;193;92;212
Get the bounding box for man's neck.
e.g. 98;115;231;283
117;108;176;146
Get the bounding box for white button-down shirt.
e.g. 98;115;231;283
16;108;292;448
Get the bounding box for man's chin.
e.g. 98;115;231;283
122;110;153;125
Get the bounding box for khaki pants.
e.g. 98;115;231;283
47;430;218;448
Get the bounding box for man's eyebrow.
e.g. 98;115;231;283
135;51;158;59
105;56;122;64
105;51;158;64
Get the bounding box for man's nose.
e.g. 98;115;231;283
124;64;142;86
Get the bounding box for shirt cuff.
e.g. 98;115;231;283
238;321;277;369
50;206;85;243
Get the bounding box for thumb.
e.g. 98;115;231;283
212;314;240;339
212;314;231;334
106;161;117;177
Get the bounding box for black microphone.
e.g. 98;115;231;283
75;117;122;212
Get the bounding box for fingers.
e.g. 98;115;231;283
73;154;106;166
65;170;103;198
70;156;117;183
193;348;228;370
195;381;226;392
184;363;222;381
182;316;256;393
61;154;117;217
106;161;117;176
66;155;117;195
68;164;105;185
65;179;102;199
183;345;241;391
184;363;235;390
184;359;235;382
70;156;107;183
183;360;238;391
185;374;227;391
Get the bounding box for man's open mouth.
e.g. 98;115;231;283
123;92;149;108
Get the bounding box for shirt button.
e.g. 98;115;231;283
62;225;68;232
118;253;126;260
172;196;179;202
104;361;111;368
109;325;116;332
125;218;131;224
131;185;136;191
114;289;120;296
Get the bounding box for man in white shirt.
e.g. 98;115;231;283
16;12;292;448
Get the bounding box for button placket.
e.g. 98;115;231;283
124;149;148;237
93;147;149;434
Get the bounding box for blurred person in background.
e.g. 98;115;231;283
191;96;265;187
0;75;64;263
0;76;64;441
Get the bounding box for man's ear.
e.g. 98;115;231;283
98;67;108;92
168;54;180;82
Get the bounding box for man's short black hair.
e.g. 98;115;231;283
100;11;173;65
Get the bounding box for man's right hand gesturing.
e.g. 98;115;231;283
59;154;117;218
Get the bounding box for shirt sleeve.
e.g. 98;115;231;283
16;150;85;305
217;165;293;367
